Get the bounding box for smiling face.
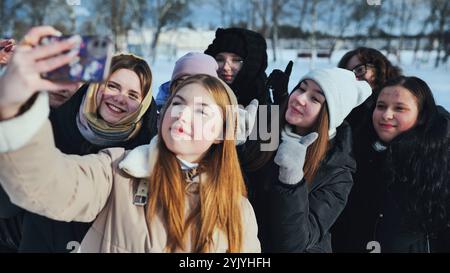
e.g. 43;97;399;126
215;52;243;84
373;85;419;143
161;83;224;163
97;69;143;125
285;79;326;135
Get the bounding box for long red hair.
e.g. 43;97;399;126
146;75;247;252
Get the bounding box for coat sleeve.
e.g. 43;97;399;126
240;198;261;253
0;93;120;223
268;169;353;252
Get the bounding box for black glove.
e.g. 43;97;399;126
267;61;293;105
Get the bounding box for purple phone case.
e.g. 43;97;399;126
41;35;113;82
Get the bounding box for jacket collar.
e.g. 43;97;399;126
118;136;159;178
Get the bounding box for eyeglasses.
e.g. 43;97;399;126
351;63;375;77
215;57;244;69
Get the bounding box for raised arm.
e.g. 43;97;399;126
0;93;121;222
0;26;119;223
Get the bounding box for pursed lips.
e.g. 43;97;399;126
171;123;192;137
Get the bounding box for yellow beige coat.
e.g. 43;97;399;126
0;93;261;253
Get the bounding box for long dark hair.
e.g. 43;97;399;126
338;47;402;94
380;76;450;235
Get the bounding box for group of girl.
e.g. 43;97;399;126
0;25;448;253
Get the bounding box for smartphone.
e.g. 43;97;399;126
40;35;113;83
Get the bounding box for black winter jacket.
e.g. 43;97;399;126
332;106;450;253
0;85;158;252
244;121;356;252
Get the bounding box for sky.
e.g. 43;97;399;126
68;0;431;35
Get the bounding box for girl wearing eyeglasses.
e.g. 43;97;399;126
205;28;271;107
337;47;402;130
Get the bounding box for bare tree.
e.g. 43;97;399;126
296;0;310;33
270;0;291;62
210;0;229;26
148;0;190;63
396;0;421;64
379;0;398;59
0;0;24;36
412;1;433;65
251;0;270;37
94;0;138;51
207;0;251;28
1;0;74;38
248;0;258;30
428;0;450;67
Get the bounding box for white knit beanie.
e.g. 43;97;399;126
300;68;372;137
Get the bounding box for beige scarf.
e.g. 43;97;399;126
77;83;153;146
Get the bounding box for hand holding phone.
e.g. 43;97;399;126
40;35;113;83
0;39;16;65
0;26;80;120
0;39;15;51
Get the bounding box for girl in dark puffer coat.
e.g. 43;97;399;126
244;68;372;252
332;76;450;253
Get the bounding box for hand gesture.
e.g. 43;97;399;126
0;39;16;65
274;131;318;184
0;26;81;120
267;60;293;105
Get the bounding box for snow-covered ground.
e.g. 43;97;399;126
150;49;450;110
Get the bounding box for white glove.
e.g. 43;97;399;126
274;128;318;184
236;99;258;145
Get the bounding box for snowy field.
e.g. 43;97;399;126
150;49;450;110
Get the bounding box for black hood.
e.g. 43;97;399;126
205;28;270;106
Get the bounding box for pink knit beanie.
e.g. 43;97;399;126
171;52;219;81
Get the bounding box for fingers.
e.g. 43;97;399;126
19;26;62;47
245;99;259;126
246;99;259;111
34;50;78;73
240;99;258;120
31;35;81;61
284;61;293;76
301;132;319;147
0;39;12;47
5;44;15;53
41;81;80;92
267;69;282;87
0;39;14;53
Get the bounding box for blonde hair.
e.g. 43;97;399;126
146;74;246;252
